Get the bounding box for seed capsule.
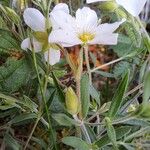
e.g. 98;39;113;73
65;87;79;115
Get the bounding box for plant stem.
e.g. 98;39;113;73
73;115;91;144
84;45;92;84
91;56;125;73
32;48;57;150
76;78;81;105
96;115;100;135
81;123;92;144
23;115;41;150
75;48;83;119
43;50;50;94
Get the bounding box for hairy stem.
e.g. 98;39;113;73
76;48;83;119
91;56;125;73
73;115;91;144
84;45;92;84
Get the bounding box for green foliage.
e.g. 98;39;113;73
143;71;150;103
52;113;77;126
89;85;100;105
81;74;90;118
0;1;150;150
62;136;90;150
0;0;10;6
124;21;142;46
113;61;131;77
0;57;32;92
95;126;132;148
105;117;118;149
112;34;134;57
4;133;21;150
0;29;20;54
108;71;129;119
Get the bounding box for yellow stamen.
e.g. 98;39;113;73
79;32;95;43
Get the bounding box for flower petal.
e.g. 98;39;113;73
21;38;31;50
52;3;69;14
89;33;118;45
97;19;125;34
89;20;124;45
49;30;82;47
86;0;108;3
44;49;61;65
116;0;147;16
50;8;75;30
23;8;45;31
75;7;98;32
21;37;42;52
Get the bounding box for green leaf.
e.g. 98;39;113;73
21;95;38;112
0;29;20;54
95;126;131;148
0;92;17;103
51;72;65;104
46;89;56;109
52;69;67;78
31;137;47;149
122;118;150;127
112;34;133;57
0;108;18;118
113;61;130;77
85;125;97;142
11;113;37;125
81;74;90;118
125;126;150;141
3;6;21;24
108;71;129;119
125;22;141;46
4;133;20;150
62;136;90;150
119;142;135;150
94;70;115;78
89;85;100;105
0;93;22;110
52;113;77;126
0;0;9;6
143;71;150;103
139;60;148;82
0;58;32;92
89;52;97;67
0;16;7;29
105;117;118;150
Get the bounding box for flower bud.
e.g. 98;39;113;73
134;104;150;118
65;87;79;115
98;2;118;12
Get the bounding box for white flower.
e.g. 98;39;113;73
49;4;125;47
44;49;61;66
86;0;147;17
21;8;60;65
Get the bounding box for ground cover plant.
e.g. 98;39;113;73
0;0;150;149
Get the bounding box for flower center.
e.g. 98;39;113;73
79;32;95;43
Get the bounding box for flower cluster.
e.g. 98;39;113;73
21;1;147;65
